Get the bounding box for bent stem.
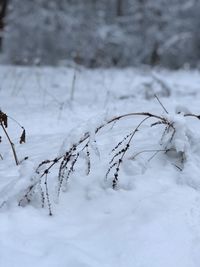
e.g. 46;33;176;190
20;110;200;213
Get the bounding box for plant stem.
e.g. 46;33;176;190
0;122;19;165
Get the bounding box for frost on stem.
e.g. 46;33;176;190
19;109;200;214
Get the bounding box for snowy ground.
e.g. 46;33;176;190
1;65;200;267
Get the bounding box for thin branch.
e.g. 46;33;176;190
7;115;24;129
129;149;168;160
184;113;200;119
0;122;19;165
44;172;52;216
70;69;76;101
112;116;151;189
154;94;168;114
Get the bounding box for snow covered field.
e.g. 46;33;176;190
1;65;200;267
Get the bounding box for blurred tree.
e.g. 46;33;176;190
2;0;200;68
116;0;123;16
0;0;8;50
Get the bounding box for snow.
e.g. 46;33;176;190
1;65;200;266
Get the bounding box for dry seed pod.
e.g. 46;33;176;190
20;128;26;144
0;111;8;128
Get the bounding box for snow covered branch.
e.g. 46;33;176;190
19;109;200;215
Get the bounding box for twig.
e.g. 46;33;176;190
171;163;182;171
154;94;168;114
112;116;150;189
70;69;76;101
0;122;19;165
44;172;52;216
129;149;168;160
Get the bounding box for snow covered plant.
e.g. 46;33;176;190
19;106;200;215
0;110;26;165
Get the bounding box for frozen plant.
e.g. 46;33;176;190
19;106;200;215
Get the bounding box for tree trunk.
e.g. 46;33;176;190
0;0;8;51
116;0;123;16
